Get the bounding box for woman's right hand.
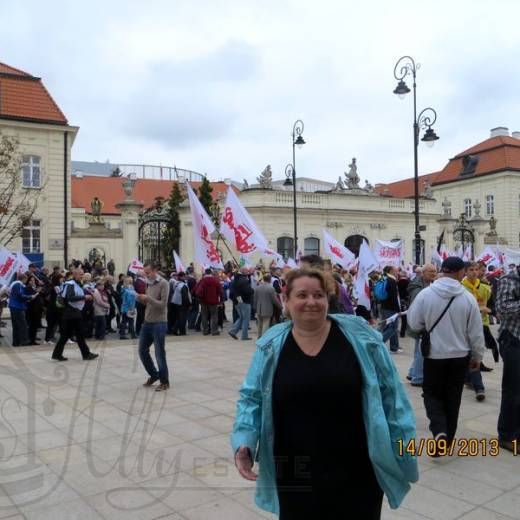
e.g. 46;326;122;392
235;446;257;481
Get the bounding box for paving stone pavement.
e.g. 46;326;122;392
0;323;518;519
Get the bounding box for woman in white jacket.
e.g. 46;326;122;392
93;281;110;340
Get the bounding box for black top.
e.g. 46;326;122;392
273;320;382;519
381;275;400;312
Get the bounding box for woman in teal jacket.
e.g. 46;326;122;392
231;269;418;519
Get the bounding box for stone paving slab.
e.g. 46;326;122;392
0;324;518;519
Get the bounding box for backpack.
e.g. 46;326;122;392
373;277;389;302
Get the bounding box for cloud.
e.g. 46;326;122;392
120;40;259;147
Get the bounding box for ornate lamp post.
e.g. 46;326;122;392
283;120;305;257
393;56;439;265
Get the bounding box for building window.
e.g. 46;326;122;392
22;220;41;253
304;237;320;256
464;198;472;218
277;237;294;259
486;195;494;215
22;155;42;188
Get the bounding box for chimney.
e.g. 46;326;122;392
512;131;520;140
490;126;509;138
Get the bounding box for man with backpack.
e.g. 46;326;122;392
376;265;402;353
408;257;485;450
51;267;99;361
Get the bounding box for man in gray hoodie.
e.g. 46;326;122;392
408;257;485;447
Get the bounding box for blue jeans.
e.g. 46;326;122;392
407;338;424;383
380;308;400;351
138;322;169;384
498;330;520;442
230;302;251;340
466;368;485;393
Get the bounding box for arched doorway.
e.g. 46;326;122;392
344;234;368;257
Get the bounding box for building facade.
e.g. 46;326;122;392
0;62;78;267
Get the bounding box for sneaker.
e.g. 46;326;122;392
44;340;54;345
155;383;170;392
67;339;75;344
119;336;129;340
83;353;99;361
143;377;159;387
242;337;253;341
410;381;423;387
476;390;486;402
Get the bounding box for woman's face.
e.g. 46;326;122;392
284;276;329;324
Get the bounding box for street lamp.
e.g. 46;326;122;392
283;120;305;257
393;56;439;265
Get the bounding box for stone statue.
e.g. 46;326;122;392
90;197;104;223
364;179;374;192
334;176;345;191
122;176;137;200
423;179;433;199
489;215;497;235
344;158;360;189
256;165;273;189
243;179;249;189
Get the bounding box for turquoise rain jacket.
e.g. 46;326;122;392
231;314;418;515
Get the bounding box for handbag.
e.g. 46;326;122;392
419;296;456;358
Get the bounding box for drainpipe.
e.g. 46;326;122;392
64;131;68;267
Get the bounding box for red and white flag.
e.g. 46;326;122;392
220;187;267;255
0;248;20;285
354;240;378;310
439;244;452;261
172;250;186;272
285;258;298;269
187;183;223;269
373;239;403;267
476;246;497;265
128;258;144;274
322;230;356;269
431;248;443;267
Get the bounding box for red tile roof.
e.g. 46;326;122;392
0;61;67;124
377;135;520;197
71;177;233;215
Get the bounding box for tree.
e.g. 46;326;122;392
0;134;41;247
197;176;213;214
162;182;184;264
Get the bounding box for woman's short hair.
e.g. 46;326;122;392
284;269;335;298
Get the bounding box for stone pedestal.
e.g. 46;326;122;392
116;200;144;265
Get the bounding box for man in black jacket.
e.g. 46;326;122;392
51;267;99;361
228;268;254;341
379;265;401;353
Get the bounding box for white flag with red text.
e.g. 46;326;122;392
322;230;356;269
373;239;403;267
476;246;497;265
128;258;144;274
0;248;20;286
220;187;268;255
354;240;378;310
462;244;473;262
187;183;223;269
172;250;186;272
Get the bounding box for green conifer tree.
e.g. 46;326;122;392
197;176;213;215
162;182;184;265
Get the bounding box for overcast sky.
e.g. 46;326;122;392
2;0;520;185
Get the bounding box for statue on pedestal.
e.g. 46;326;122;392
344;158;360;189
90;197;104;223
243;179;249;189
488;215;497;235
256;165;273;189
333;176;345;191
364;179;374;192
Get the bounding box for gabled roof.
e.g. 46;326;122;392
71;176;233;215
0;61;68;125
377;134;520;197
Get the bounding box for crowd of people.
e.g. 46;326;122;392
1;251;519;517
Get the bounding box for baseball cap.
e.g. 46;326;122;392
441;256;466;273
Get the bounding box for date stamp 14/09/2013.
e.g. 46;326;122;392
397;438;519;457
